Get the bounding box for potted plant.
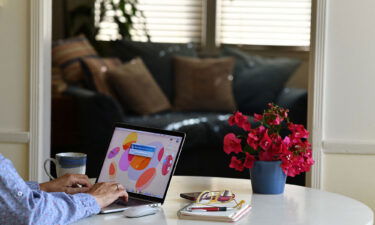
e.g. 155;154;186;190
223;103;314;194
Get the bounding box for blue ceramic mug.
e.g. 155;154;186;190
43;152;87;180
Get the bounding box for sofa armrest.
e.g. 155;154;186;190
275;88;308;126
57;86;125;177
64;87;125;132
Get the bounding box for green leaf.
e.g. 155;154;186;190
243;145;257;155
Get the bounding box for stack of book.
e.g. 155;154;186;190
177;201;251;222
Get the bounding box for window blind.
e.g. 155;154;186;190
218;0;311;46
95;0;203;43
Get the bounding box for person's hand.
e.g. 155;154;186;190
40;174;92;194
87;182;129;208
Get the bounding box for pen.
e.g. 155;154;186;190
189;207;234;211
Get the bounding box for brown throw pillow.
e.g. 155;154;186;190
81;57;122;97
107;57;171;115
173;56;237;112
52;35;98;83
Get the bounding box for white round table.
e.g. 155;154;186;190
73;176;374;225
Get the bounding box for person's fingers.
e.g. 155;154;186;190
110;182;124;191
69;174;92;187
116;189;129;202
116;183;125;191
66;187;90;194
122;191;129;202
121;195;129;202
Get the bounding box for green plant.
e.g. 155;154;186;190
97;0;150;40
67;4;96;41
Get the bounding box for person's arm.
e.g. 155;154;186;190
26;173;93;192
0;155;100;225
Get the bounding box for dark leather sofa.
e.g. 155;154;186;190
51;41;308;185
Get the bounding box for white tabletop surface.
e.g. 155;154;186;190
73;176;374;225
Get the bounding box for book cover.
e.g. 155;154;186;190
177;201;251;222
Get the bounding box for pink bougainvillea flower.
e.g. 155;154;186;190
283;136;291;146
228;115;236;126
258;150;274;161
224;103;314;177
246;131;259;150
270;115;281;125
269;133;281;142
256;125;266;136
264;112;282;125
259;130;272;151
253;113;263;122
281;148;314;177
288;123;309;139
228;111;251;131
223;133;242;155
270;141;288;155
241;121;251;132
265;113;277;125
229;156;244;171
268;134;282;154
228;111;247;126
281;108;289;119
243;152;255;168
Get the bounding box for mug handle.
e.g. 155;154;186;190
43;158;57;180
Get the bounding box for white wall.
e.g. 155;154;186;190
322;0;375;211
0;0;30;179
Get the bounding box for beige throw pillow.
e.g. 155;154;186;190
173;56;237;112
107;57;171;115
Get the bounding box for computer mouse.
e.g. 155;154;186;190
123;205;160;218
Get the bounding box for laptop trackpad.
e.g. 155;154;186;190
116;198;151;207
101;198;151;213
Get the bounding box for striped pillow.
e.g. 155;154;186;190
52;35;98;83
51;67;68;96
81;56;122;97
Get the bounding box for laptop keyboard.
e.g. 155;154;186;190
115;197;151;206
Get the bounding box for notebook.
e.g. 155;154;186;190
96;123;186;213
177;201;251;222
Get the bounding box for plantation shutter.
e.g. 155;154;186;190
218;0;311;46
95;0;203;43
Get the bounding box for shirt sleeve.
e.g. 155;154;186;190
0;154;100;225
26;181;40;190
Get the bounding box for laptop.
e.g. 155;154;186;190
96;123;186;213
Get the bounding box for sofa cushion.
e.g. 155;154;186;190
173;56;237;112
95;40;197;101
80;56;122;97
107;57;172;115
120;111;256;179
52;35;98;83
221;47;301;114
122;111;250;159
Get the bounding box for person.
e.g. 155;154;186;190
0;154;128;225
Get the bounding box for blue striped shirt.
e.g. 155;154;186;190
0;154;100;225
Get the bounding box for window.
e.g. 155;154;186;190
96;0;311;47
134;0;203;43
95;0;203;43
218;0;311;46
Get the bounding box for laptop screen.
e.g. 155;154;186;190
97;125;184;200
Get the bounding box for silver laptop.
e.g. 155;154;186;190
96;123;185;213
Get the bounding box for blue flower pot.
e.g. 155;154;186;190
250;161;287;194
